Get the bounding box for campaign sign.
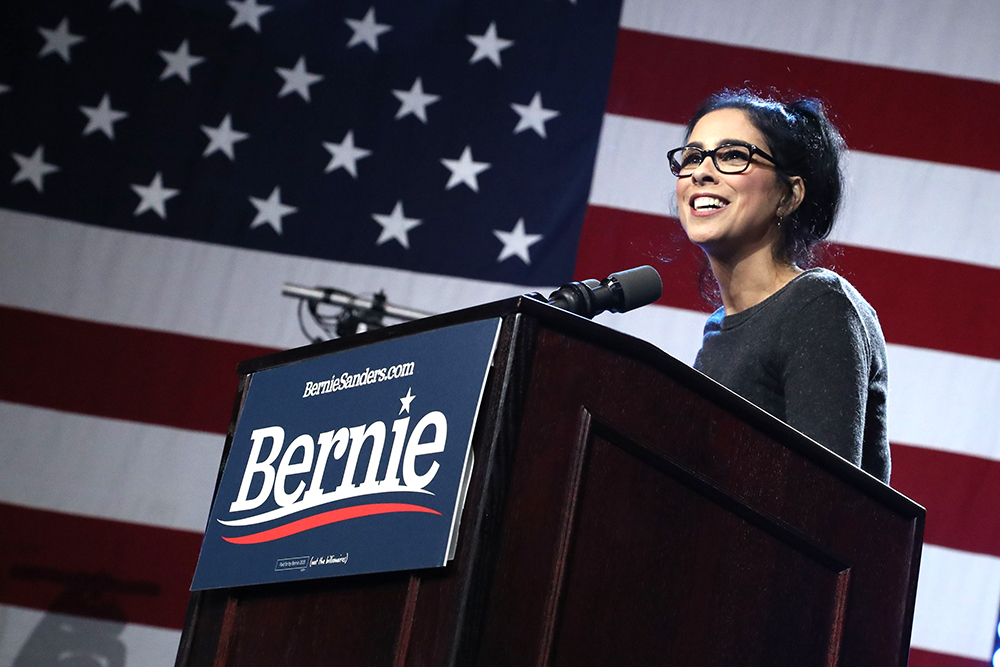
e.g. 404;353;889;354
190;318;501;590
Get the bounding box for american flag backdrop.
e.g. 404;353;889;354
0;0;998;664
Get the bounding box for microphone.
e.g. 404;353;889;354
544;265;662;319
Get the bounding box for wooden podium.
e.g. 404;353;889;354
175;297;923;667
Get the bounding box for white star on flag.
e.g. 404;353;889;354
38;17;85;63
392;77;440;123
201;114;249;160
399;388;416;415
227;0;273;33
493;218;543;264
158;39;205;84
511;92;560;138
131;172;179;219
109;0;141;13
11;146;60;193
323;130;371;177
441;146;491;192
372;201;421;249
80;93;129;140
276;56;324;102
249;187;297;234
467;22;514;68
345;7;391;53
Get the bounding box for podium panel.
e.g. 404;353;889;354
549;425;849;665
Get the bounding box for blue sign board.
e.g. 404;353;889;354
191;318;501;590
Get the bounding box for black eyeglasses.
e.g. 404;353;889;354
666;142;780;177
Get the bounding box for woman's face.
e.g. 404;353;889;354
676;108;795;263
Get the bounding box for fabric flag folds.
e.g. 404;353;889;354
0;1;998;665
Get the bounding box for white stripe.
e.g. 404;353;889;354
590;115;681;222
886;345;1000;461
0;209;544;351
598;305;1000;462
591;114;1000;269
0;604;180;667
3;209;998;462
620;0;1000;84
594;303;705;366
910;544;1000;661
0;401;221;533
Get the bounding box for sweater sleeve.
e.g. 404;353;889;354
779;291;871;466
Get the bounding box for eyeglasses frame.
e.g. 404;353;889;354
667;141;781;178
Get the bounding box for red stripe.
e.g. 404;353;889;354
0;306;276;434
222;503;441;544
891;444;1000;558
834;245;1000;361
0;502;199;630
0;445;996;636
608;29;1000;172
577;205;1000;361
909;648;989;667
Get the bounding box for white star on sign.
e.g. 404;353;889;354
228;0;273;33
38;17;85;63
110;0;141;13
80;93;128;140
131;172;179;219
399;388;415;415
441;145;490;192
158;39;204;84
494;218;543;264
249;186;296;234
467;22;513;68
372;201;421;249
345;6;391;52
201;114;249;160
276;56;323;102
511;92;560;138
11;146;59;193
323;130;371;177
392;77;440;123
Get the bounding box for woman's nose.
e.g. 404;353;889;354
690;157;719;184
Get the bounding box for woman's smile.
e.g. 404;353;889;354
688;193;731;216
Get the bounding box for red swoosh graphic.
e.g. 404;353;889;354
221;503;442;545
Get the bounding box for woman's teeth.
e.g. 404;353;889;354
693;196;726;211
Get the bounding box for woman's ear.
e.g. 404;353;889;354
778;176;806;218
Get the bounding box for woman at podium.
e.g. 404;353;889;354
668;89;890;483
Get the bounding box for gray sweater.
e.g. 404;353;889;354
694;268;890;482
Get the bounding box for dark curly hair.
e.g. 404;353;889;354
685;89;847;266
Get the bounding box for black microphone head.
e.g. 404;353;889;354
608;265;662;312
